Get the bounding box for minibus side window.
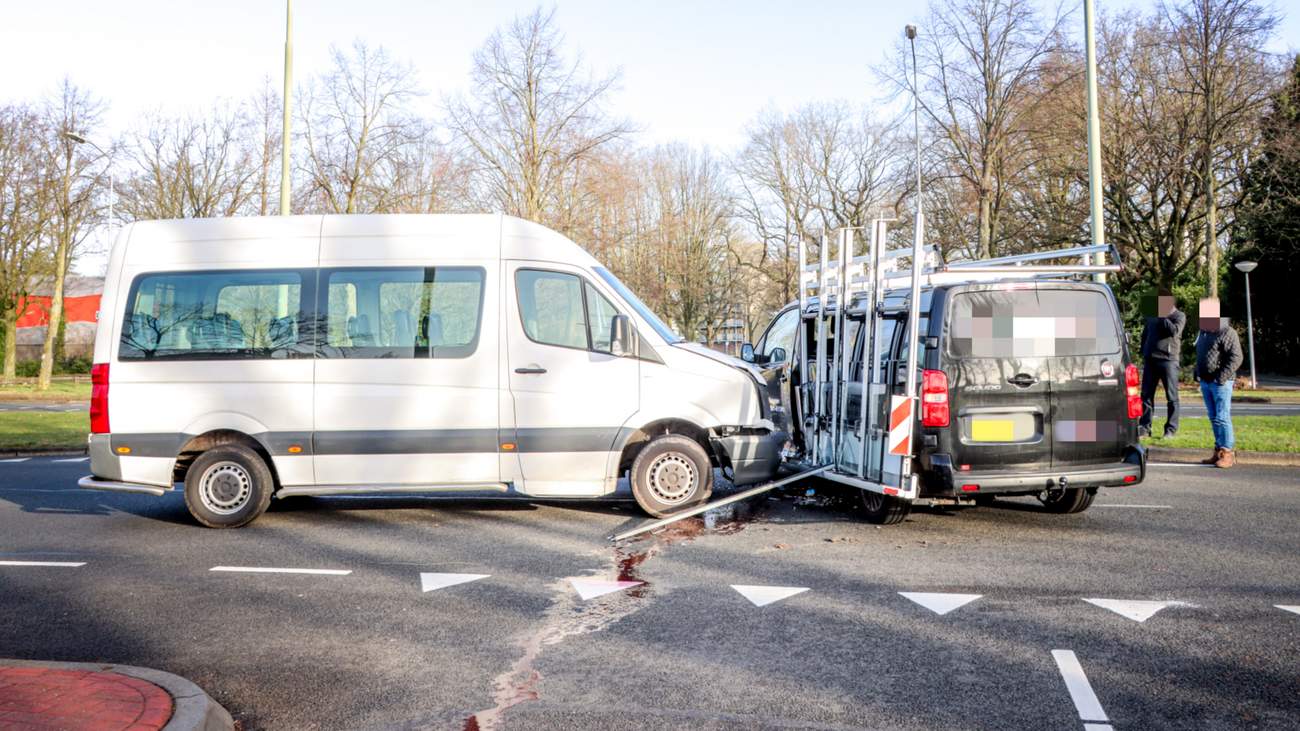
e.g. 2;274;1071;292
319;267;485;359
120;270;307;360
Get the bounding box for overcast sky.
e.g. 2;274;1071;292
2;0;1295;276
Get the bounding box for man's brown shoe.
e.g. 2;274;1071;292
1201;447;1222;465
1215;448;1235;468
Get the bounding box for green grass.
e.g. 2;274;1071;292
1145;415;1300;453
0;412;89;451
0;381;92;401
1176;388;1300;403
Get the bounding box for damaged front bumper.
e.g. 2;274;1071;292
710;429;788;486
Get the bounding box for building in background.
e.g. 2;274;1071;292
699;304;747;356
15;276;103;361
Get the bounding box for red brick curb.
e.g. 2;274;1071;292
0;666;172;730
0;661;231;731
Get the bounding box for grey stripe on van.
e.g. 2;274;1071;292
313;430;499;455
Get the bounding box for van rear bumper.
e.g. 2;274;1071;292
711;430;787;486
925;446;1146;496
78;476;170;496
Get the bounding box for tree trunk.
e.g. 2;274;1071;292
37;228;70;391
2;306;16;382
978;187;993;259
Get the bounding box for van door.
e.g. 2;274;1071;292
945;286;1053;472
505;263;639;496
1041;287;1128;468
312;263;496;486
752;306;799;433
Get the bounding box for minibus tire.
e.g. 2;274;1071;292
630;435;713;518
859;490;911;525
1038;487;1094;514
183;444;274;528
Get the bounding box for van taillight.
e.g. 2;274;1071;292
921;369;950;427
90;363;110;434
1125;363;1141;420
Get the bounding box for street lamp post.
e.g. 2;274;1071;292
1234;260;1258;389
61;132;115;232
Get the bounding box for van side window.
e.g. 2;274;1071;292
586;282;620;353
120;270;306;360
757;308;798;364
321;267;484;359
515;270;626;353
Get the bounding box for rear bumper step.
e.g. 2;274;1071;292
927;450;1146;495
78;476;171;497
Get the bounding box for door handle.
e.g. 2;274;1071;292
515;365;547;374
1007;373;1038;387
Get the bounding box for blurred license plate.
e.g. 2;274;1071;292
970;418;1015;442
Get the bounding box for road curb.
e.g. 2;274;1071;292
1147;446;1300;467
0;658;234;731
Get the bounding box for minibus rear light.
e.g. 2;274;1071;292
1123;474;1137;484
90;363;110;434
1125;364;1141;419
960;483;980;492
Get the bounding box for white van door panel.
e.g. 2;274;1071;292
505;262;639;496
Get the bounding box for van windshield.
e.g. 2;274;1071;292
593;266;683;343
949;288;1120;358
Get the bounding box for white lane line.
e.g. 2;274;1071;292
1146;461;1211;468
1094;504;1172;509
0;560;86;567
1276;605;1300;616
52;457;89;463
209;566;351;575
0;457;31;463
1052;650;1110;728
420;572;489;592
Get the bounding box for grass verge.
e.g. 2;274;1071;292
0;381;92;401
0;412;89;452
1145;415;1300;453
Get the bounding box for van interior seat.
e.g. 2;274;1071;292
347;314;374;346
190;313;245;350
391;310;414;346
422;313;444;347
266;315;296;348
126;313;161;350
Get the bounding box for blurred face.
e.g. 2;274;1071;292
1199;298;1220;332
1157;295;1175;317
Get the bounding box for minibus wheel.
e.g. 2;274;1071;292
183;444;274;528
859;490;911;525
1038;487;1095;514
630;435;713;518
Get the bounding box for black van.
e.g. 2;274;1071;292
745;278;1146;523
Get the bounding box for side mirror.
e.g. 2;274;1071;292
609;314;633;357
769;347;787;364
740;342;755;362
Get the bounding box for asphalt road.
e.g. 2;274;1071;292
0;458;1297;730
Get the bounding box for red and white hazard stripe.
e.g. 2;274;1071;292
888;395;913;456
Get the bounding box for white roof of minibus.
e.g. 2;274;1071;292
120;213;602;268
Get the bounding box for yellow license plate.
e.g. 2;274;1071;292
971;419;1015;442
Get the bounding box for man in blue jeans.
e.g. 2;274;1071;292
1194;298;1244;468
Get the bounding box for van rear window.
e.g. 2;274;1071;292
120;270;307;360
948;288;1120;358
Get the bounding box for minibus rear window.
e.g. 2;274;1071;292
120;270;307;360
948;288;1120;358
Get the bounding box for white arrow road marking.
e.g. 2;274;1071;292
1052;650;1111;729
0;458;30;463
731;585;809;607
0;560;86;567
421;572;489;593
52;457;89;463
210;566;351;575
1276;605;1300;616
899;592;983;616
1083;598;1190;622
569;578;643;601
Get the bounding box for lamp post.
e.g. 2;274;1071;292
1234;260;1258;389
61;132;114;232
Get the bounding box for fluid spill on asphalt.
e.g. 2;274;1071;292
463;500;758;729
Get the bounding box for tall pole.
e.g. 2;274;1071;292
1244;271;1257;389
280;0;293;215
1084;0;1105;282
903;25;923;406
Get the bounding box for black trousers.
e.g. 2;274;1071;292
1140;359;1180;434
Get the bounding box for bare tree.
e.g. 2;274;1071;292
37;80;106;390
249;79;283;216
884;0;1069;258
298;41;422;214
446;7;630;228
0;105;53;380
1162;0;1279;296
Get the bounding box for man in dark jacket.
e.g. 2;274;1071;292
1138;290;1186;437
1194;298;1245;468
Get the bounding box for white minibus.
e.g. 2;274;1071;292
79;214;785;527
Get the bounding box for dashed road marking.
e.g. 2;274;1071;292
1276;605;1300;616
52;457;89;463
0;458;31;463
421;572;490;592
1052;649;1112;730
1083;598;1190;622
1147;462;1210;468
731;585;809;607
210;566;352;576
569;578;643;600
1094;504;1172;509
899;592;982;615
0;560;86;567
